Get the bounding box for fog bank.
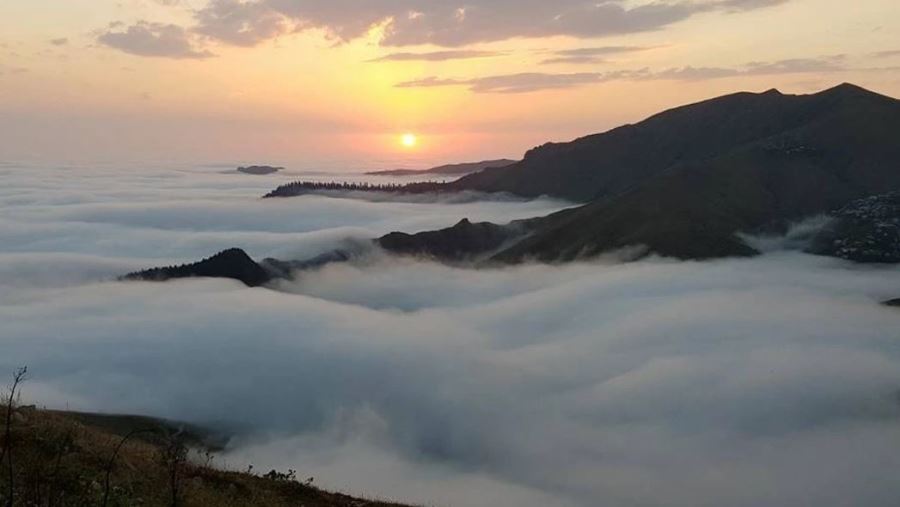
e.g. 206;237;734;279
2;165;900;507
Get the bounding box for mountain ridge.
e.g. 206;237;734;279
448;83;898;203
366;159;516;176
129;83;900;284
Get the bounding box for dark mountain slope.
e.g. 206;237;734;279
452;84;899;202
123;248;273;287
490;84;900;260
377;218;530;261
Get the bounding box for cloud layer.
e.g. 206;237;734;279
151;0;792;49
2;164;900;507
397;56;848;93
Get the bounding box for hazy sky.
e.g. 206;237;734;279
1;0;898;168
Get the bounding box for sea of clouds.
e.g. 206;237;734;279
2;163;900;507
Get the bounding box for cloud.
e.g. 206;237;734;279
873;49;900;58
0;165;565;265
398;56;848;93
97;21;214;59
4;164;900;507
540;45;653;65
0;65;29;77
654;56;846;80
49;38;69;46
368;49;503;62
192;0;789;48
397;70;634;93
717;0;790;11
397;72;638;93
193;0;292;47
5;162;900;507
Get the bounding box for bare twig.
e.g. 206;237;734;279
2;366;28;507
101;428;157;507
161;433;187;507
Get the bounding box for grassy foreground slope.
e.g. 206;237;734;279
0;405;414;507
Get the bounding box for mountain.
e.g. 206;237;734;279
123;248;273;287
451;84;900;203
128;84;900;283
351;84;899;262
477;84;900;261
377;218;531;261
366;159;516;176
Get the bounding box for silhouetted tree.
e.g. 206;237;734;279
262;180;451;198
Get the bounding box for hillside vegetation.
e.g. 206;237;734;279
0;375;413;507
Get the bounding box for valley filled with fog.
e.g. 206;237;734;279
2;163;900;507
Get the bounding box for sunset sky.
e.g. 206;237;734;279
1;0;898;169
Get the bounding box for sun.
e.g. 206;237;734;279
400;133;418;148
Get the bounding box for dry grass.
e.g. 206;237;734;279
0;405;415;507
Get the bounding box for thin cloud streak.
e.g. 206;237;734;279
540;45;654;65
397;56;851;93
368;49;503;62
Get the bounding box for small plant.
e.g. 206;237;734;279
160;434;187;507
102;428;157;507
262;468;297;482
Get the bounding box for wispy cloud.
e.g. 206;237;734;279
539;46;653;65
873;49;900;58
369;50;503;62
717;0;791;11
97;21;214;59
398;72;621;93
398;56;849;93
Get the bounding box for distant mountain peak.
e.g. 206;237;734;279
123;248;272;287
827;82;867;93
818;82;891;100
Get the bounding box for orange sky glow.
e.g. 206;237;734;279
0;0;898;169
